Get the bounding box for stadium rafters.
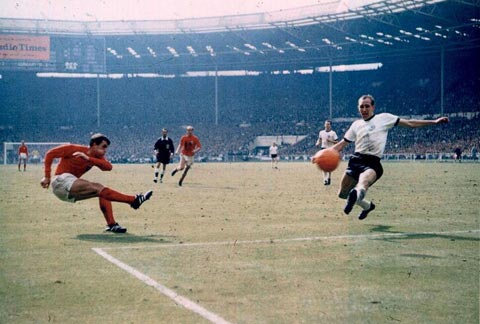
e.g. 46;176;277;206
99;0;479;73
0;0;479;73
0;0;473;35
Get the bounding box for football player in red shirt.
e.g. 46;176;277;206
171;126;202;186
18;140;28;171
40;133;152;233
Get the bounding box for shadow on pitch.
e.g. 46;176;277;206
369;225;480;242
400;253;442;259
75;233;174;244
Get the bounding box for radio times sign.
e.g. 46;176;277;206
0;34;105;73
0;34;50;60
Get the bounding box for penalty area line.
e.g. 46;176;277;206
92;247;233;324
100;229;480;251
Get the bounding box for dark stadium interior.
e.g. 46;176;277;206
0;0;479;162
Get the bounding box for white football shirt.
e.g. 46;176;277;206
318;130;338;148
269;145;278;155
344;113;400;158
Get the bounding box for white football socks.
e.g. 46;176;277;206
356;198;371;210
355;187;371;210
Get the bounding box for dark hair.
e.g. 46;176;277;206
89;133;111;147
358;94;375;106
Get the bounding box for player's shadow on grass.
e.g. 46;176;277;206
369;225;480;242
75;233;174;244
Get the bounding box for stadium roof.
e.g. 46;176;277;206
0;0;479;74
0;0;462;35
1;0;344;22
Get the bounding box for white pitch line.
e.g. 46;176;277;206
100;229;480;251
93;229;479;322
92;248;233;324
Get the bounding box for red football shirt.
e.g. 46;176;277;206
18;145;28;155
179;135;201;157
44;144;112;178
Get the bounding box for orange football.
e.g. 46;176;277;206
312;149;340;172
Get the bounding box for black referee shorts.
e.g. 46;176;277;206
156;153;171;165
345;153;383;181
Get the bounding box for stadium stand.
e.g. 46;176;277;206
1;52;478;163
1;1;478;163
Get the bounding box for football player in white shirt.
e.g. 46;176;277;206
315;120;338;185
269;142;279;169
332;94;449;220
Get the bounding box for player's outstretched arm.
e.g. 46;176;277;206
435;117;449;124
332;139;350;152
398;117;449;128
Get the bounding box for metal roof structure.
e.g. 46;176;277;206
1;0;479;73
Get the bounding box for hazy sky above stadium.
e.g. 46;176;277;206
0;0;375;21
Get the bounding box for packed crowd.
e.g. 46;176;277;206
2;115;478;163
1;52;478;163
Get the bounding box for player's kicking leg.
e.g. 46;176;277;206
102;190;152;233
68;178;153;233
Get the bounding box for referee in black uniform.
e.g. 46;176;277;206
153;128;174;183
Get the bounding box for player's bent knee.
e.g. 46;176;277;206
91;182;105;194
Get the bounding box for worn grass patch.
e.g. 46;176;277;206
1;162;478;323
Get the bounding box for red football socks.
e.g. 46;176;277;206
99;187;135;204
99;197;115;225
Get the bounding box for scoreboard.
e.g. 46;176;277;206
0;35;105;73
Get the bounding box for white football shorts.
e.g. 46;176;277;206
51;173;77;203
19;153;27;160
181;154;195;166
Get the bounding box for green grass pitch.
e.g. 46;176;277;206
1;162;478;323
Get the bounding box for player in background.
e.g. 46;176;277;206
40;133;153;233
269;142;280;169
315;120;338;185
332;94;449;220
471;146;478;161
171;126;201;186
153;128;174;183
453;147;462;163
18;140;28;171
31;150;41;164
